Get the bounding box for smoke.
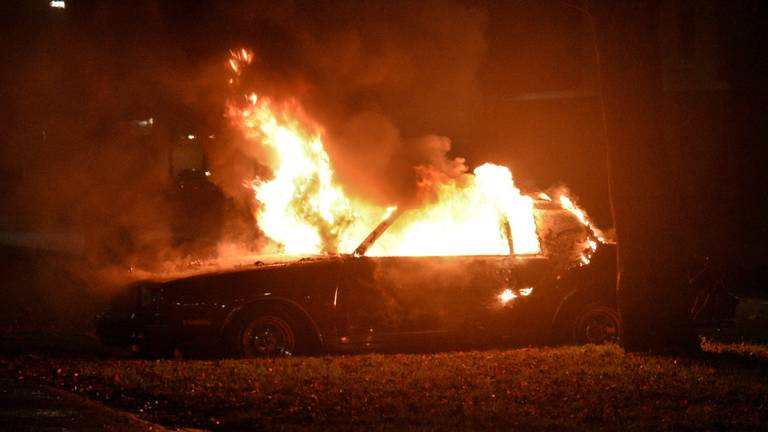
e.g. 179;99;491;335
211;0;488;207
0;3;241;332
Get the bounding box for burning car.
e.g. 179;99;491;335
97;50;735;357
97;202;623;357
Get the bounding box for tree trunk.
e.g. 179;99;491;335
592;1;700;352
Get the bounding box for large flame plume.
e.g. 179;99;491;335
226;49;600;259
367;163;539;256
226;93;379;254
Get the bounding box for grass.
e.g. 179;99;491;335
3;342;768;431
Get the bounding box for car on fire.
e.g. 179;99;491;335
97;202;733;357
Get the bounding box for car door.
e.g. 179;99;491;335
337;255;547;349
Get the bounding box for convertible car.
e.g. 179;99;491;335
96;204;732;357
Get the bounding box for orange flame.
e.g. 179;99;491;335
366;163;539;256
227;93;379;254
557;194;607;264
225;49;602;259
498;288;517;305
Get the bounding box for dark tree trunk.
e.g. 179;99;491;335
591;1;700;352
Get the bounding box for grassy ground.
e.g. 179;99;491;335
3;341;768;431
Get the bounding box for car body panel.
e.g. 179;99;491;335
335;255;555;348
97;244;621;355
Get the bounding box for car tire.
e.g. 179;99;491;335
573;304;620;345
233;307;309;358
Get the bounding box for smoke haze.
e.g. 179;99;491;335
209;1;488;207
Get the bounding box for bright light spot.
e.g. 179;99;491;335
187;134;196;140
50;1;65;8
498;288;517;305
208;134;216;139
518;287;533;296
204;171;211;177
137;118;153;127
381;206;397;221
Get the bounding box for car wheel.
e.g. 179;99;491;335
236;311;301;358
574;305;620;345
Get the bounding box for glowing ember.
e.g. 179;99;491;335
519;287;533;296
225;48;601;259
228;49;254;85
498;288;517;305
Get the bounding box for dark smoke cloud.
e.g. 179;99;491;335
213;0;488;206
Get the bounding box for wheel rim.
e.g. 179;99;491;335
241;316;295;357
578;308;620;344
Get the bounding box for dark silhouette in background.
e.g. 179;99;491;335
592;0;768;352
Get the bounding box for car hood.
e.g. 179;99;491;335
139;254;342;284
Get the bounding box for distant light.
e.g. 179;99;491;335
50;1;65;8
204;171;211;177
208;134;215;139
187;134;196;140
